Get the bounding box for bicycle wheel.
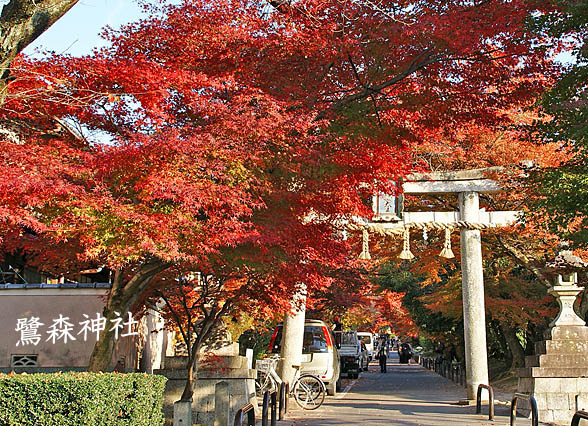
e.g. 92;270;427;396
256;371;277;397
292;374;326;410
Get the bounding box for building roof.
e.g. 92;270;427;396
0;282;112;290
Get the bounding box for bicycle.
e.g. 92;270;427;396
255;355;326;410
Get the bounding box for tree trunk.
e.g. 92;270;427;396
88;271;132;372
88;261;170;372
0;0;78;104
178;306;226;401
87;306;125;372
490;320;511;368
181;351;199;401
499;322;526;369
179;320;215;401
525;322;547;356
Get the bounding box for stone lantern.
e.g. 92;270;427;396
544;243;587;329
516;243;588;425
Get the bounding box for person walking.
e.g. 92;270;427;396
377;345;387;373
399;342;412;364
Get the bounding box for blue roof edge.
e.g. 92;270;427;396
0;283;112;290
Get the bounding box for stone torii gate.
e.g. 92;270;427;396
361;168;519;400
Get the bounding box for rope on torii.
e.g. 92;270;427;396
355;167;523;260
347;221;507;234
348;220;512;260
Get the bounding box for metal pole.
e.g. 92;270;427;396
271;391;277;426
262;392;269;426
476;384;495;420
278;382;286;420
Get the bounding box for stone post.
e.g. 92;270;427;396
142;308;166;373
214;381;230;426
245;348;253;369
173;400;192;426
459;191;489;399
278;288;306;385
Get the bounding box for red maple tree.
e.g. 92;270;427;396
0;0;563;372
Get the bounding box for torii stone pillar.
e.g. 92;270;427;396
459;192;489;399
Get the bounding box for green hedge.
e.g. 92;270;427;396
0;372;167;426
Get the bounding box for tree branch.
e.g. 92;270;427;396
493;235;552;288
315;48;442;120
0;0;78;104
123;260;171;299
158;290;190;356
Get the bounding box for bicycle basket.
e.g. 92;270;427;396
255;358;279;373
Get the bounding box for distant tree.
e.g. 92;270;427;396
530;0;588;246
375;264;459;341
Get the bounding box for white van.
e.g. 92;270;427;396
267;319;341;395
357;331;375;361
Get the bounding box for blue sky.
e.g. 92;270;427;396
23;0;145;57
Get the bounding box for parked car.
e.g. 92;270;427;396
334;330;367;379
357;331;375;361
267;319;341;395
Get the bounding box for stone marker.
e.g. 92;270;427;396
214;381;230;426
173;399;192;426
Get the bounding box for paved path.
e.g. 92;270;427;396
278;352;524;426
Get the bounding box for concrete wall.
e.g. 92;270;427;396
156;355;257;426
0;288;138;370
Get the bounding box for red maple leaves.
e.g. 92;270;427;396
0;0;565;356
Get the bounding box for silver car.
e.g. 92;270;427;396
268;319;342;395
